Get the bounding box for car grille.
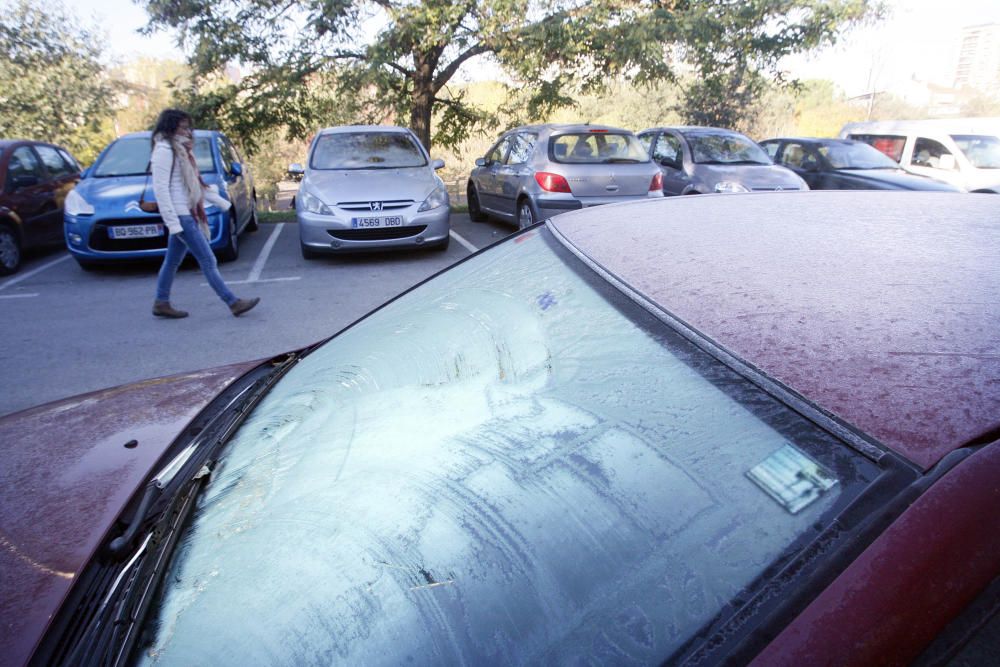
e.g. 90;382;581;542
337;200;414;212
327;226;427;241
89;219;168;251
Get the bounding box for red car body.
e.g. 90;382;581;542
1;192;997;664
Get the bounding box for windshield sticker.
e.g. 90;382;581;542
747;444;838;514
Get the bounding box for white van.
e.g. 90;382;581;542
839;118;1000;192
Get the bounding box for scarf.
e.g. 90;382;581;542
170;133;207;223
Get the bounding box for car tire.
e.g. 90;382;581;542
517;199;535;230
467;184;487;222
301;242;321;260
247;194;259;232
0;224;21;276
217;213;239;262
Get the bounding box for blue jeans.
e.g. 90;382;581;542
155;215;237;306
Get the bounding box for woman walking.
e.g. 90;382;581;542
150;108;259;318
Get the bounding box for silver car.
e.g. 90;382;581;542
293;125;451;257
467;124;663;228
637;127;808;195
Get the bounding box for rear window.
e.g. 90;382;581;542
849;134;906;163
138;227;890;665
92;137;215;177
550;132;649;164
310;132;427;170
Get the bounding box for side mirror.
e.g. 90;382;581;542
230;162;243;176
659;157;680;170
13;174;39;189
287;163;304;176
431;158;445;170
475;157;487;168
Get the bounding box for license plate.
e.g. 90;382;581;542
109;224;164;239
351;216;404;229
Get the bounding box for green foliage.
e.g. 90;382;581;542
0;0;117;163
140;0;877;153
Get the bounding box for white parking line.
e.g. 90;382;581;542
0;254;71;292
248;223;284;283
450;231;478;253
0;293;39;300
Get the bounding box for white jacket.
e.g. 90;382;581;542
150;139;231;234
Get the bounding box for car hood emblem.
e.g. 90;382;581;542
125;200;142;213
369;201;384;212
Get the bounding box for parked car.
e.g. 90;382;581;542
637;126;808;195
3;192;1000;666
467;123;663;228
63;130;258;269
839;118;1000;193
0;139;81;275
292;125;450;257
759;137;961;191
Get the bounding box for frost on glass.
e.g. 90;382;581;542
138;231;848;665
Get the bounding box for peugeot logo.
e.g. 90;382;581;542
369;201;384;212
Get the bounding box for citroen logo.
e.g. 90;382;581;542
774;186;783;192
125;200;142;213
369;201;384;211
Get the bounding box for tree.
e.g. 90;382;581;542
0;0;116;162
142;0;878;152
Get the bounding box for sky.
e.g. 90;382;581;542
74;0;1000;97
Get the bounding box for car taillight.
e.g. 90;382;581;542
650;172;663;192
535;172;572;193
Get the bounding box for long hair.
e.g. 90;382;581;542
151;108;193;147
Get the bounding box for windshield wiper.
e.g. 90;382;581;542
697;159;769;166
602;158;641;163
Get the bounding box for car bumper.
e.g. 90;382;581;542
535;192;663;220
65;211;230;260
298;205;451;253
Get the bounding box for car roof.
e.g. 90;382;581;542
761;137;861;146
316;125;415;135
116;130;218;139
640;126;749;136
509;123;635;135
548;191;1000;470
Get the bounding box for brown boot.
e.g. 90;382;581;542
230;297;260;317
152;300;189;318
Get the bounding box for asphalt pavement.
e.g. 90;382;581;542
0;213;519;417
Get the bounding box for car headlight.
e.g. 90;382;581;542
714;181;750;194
299;187;333;215
418;184;448;212
64;189;94;216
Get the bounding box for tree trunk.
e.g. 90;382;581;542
410;87;433;152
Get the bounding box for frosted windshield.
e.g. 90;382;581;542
138;229;876;665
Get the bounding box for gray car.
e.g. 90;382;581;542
293;125;451;257
467;124;663;228
637;126;808;195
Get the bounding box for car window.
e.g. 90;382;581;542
780;142;809;168
5;146;45;191
310;131;427;170
92;137;214;177
652;133;682;164
550;132;648;163
637;132;655;153
911;138;958;170
849;134;906;163
760;141;780;159
34;144;76;178
818;142;899;170
507;132;537;165
684;131;772;165
486;136;512;164
139;227;883;665
217;136;239;169
56;148;80;173
950;134;1000;169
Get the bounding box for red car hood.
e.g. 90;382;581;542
0;361;259;667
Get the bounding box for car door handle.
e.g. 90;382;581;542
606;185;619;192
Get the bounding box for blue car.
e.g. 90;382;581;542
64;130;258;268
